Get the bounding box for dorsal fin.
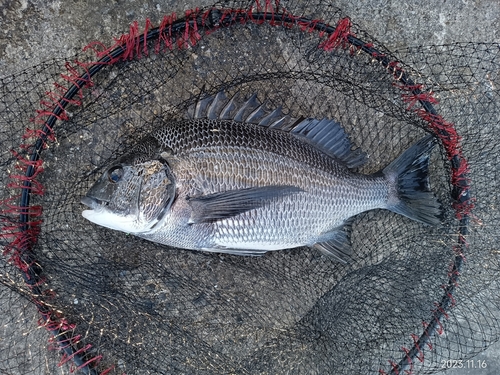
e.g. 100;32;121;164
187;91;366;168
290;118;367;168
206;91;228;119
188;91;291;127
193;96;212;119
233;93;259;122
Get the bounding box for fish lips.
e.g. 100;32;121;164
81;195;141;233
81;195;107;211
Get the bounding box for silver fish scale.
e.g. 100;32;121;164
141;118;390;251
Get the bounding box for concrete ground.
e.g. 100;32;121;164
1;0;499;374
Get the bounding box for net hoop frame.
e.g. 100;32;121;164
0;1;472;374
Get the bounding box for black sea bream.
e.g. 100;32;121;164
81;92;441;263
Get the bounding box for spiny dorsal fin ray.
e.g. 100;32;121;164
233;93;259;122
194;96;212;119
190;91;289;126
246;102;268;123
189;91;367;169
219;94;238;119
207;91;227;120
258;106;283;127
269;115;294;130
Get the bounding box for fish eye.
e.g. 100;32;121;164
107;166;124;183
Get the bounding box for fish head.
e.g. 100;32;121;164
82;151;176;234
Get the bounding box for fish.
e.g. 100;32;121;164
81;92;442;263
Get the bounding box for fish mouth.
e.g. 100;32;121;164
81;196;108;210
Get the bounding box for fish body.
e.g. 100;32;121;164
82;93;441;263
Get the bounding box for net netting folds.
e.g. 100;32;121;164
1;0;499;374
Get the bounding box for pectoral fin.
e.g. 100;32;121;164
187;185;303;224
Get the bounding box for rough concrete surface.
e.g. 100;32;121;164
1;0;499;374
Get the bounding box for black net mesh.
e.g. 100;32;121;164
1;1;499;374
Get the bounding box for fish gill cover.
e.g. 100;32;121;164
0;0;499;374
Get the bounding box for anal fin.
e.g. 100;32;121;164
312;222;354;264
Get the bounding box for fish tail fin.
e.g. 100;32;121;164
383;135;443;226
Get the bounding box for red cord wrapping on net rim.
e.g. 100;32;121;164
0;1;471;374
